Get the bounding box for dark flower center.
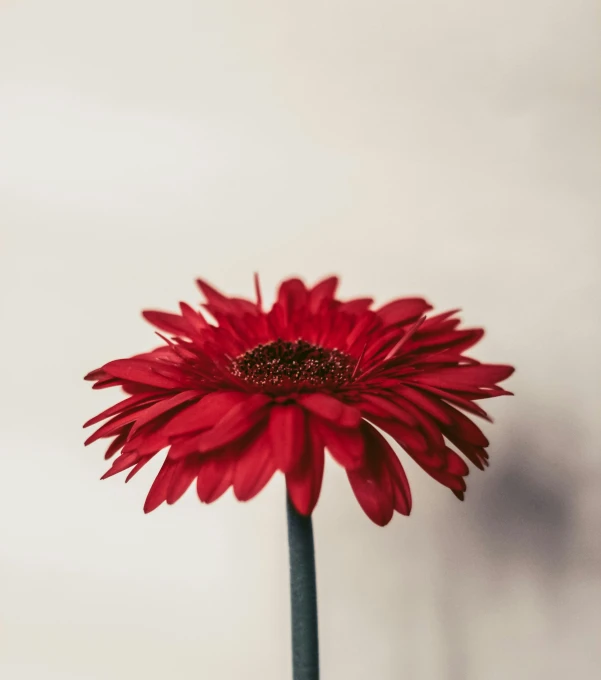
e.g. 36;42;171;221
229;339;355;389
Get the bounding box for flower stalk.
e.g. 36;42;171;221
286;493;320;680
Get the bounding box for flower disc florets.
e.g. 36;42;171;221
229;339;355;390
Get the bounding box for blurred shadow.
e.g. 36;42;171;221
471;420;578;576
433;411;593;680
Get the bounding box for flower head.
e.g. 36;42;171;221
84;275;514;525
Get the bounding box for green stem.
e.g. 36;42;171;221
286;494;320;680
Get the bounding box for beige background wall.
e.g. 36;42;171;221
1;2;600;679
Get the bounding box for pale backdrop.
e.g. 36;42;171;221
1;1;600;679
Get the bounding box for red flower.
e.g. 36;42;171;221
84;276;514;526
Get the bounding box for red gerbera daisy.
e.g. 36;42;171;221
84;275;514;526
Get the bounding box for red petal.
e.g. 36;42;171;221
143;458;177;512
362;326;402;363
406;383;490;419
340;298;374;315
441;403;489;446
366;415;445;469
125;456;153;482
298;393;361;428
419;309;461;329
376;298;432;326
196;455;235;503
404;328;483;355
268;405;305;473
84;368;107;382
91;377;122;390
347;423;395;526
196;278;230;305
315;419;365;470
383;448;412;516
232;297;259;315
277;278;308;315
443;435;489;470
197;279;258;316
345;312;378;351
286;425;324;515
162;391;246;438
233;428;276;501
365;415;429;455
104;430;129;460
196;394;271;452
121;420;171;457
142;310;190;336
417;446;470;491
166;456;203;504
425;466;467;492
387;395;446;449
179;301;209;332
128;390;200;437
382;316;427;361
308;276;338;312
396;386;453;424
357;393;416;427
444;448;470;476
205;298;257;318
101;451;139;479
84;394;161;428
242;456;277;500
368;421;411;513
441;328;485;354
468;388;514;400
411;364;515;389
254;273;263;309
84;408;146;446
102;358;182;389
365;421;412;515
166;436;204;460
121;381;159;395
407;444;470;491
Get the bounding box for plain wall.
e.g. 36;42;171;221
1;2;600;679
